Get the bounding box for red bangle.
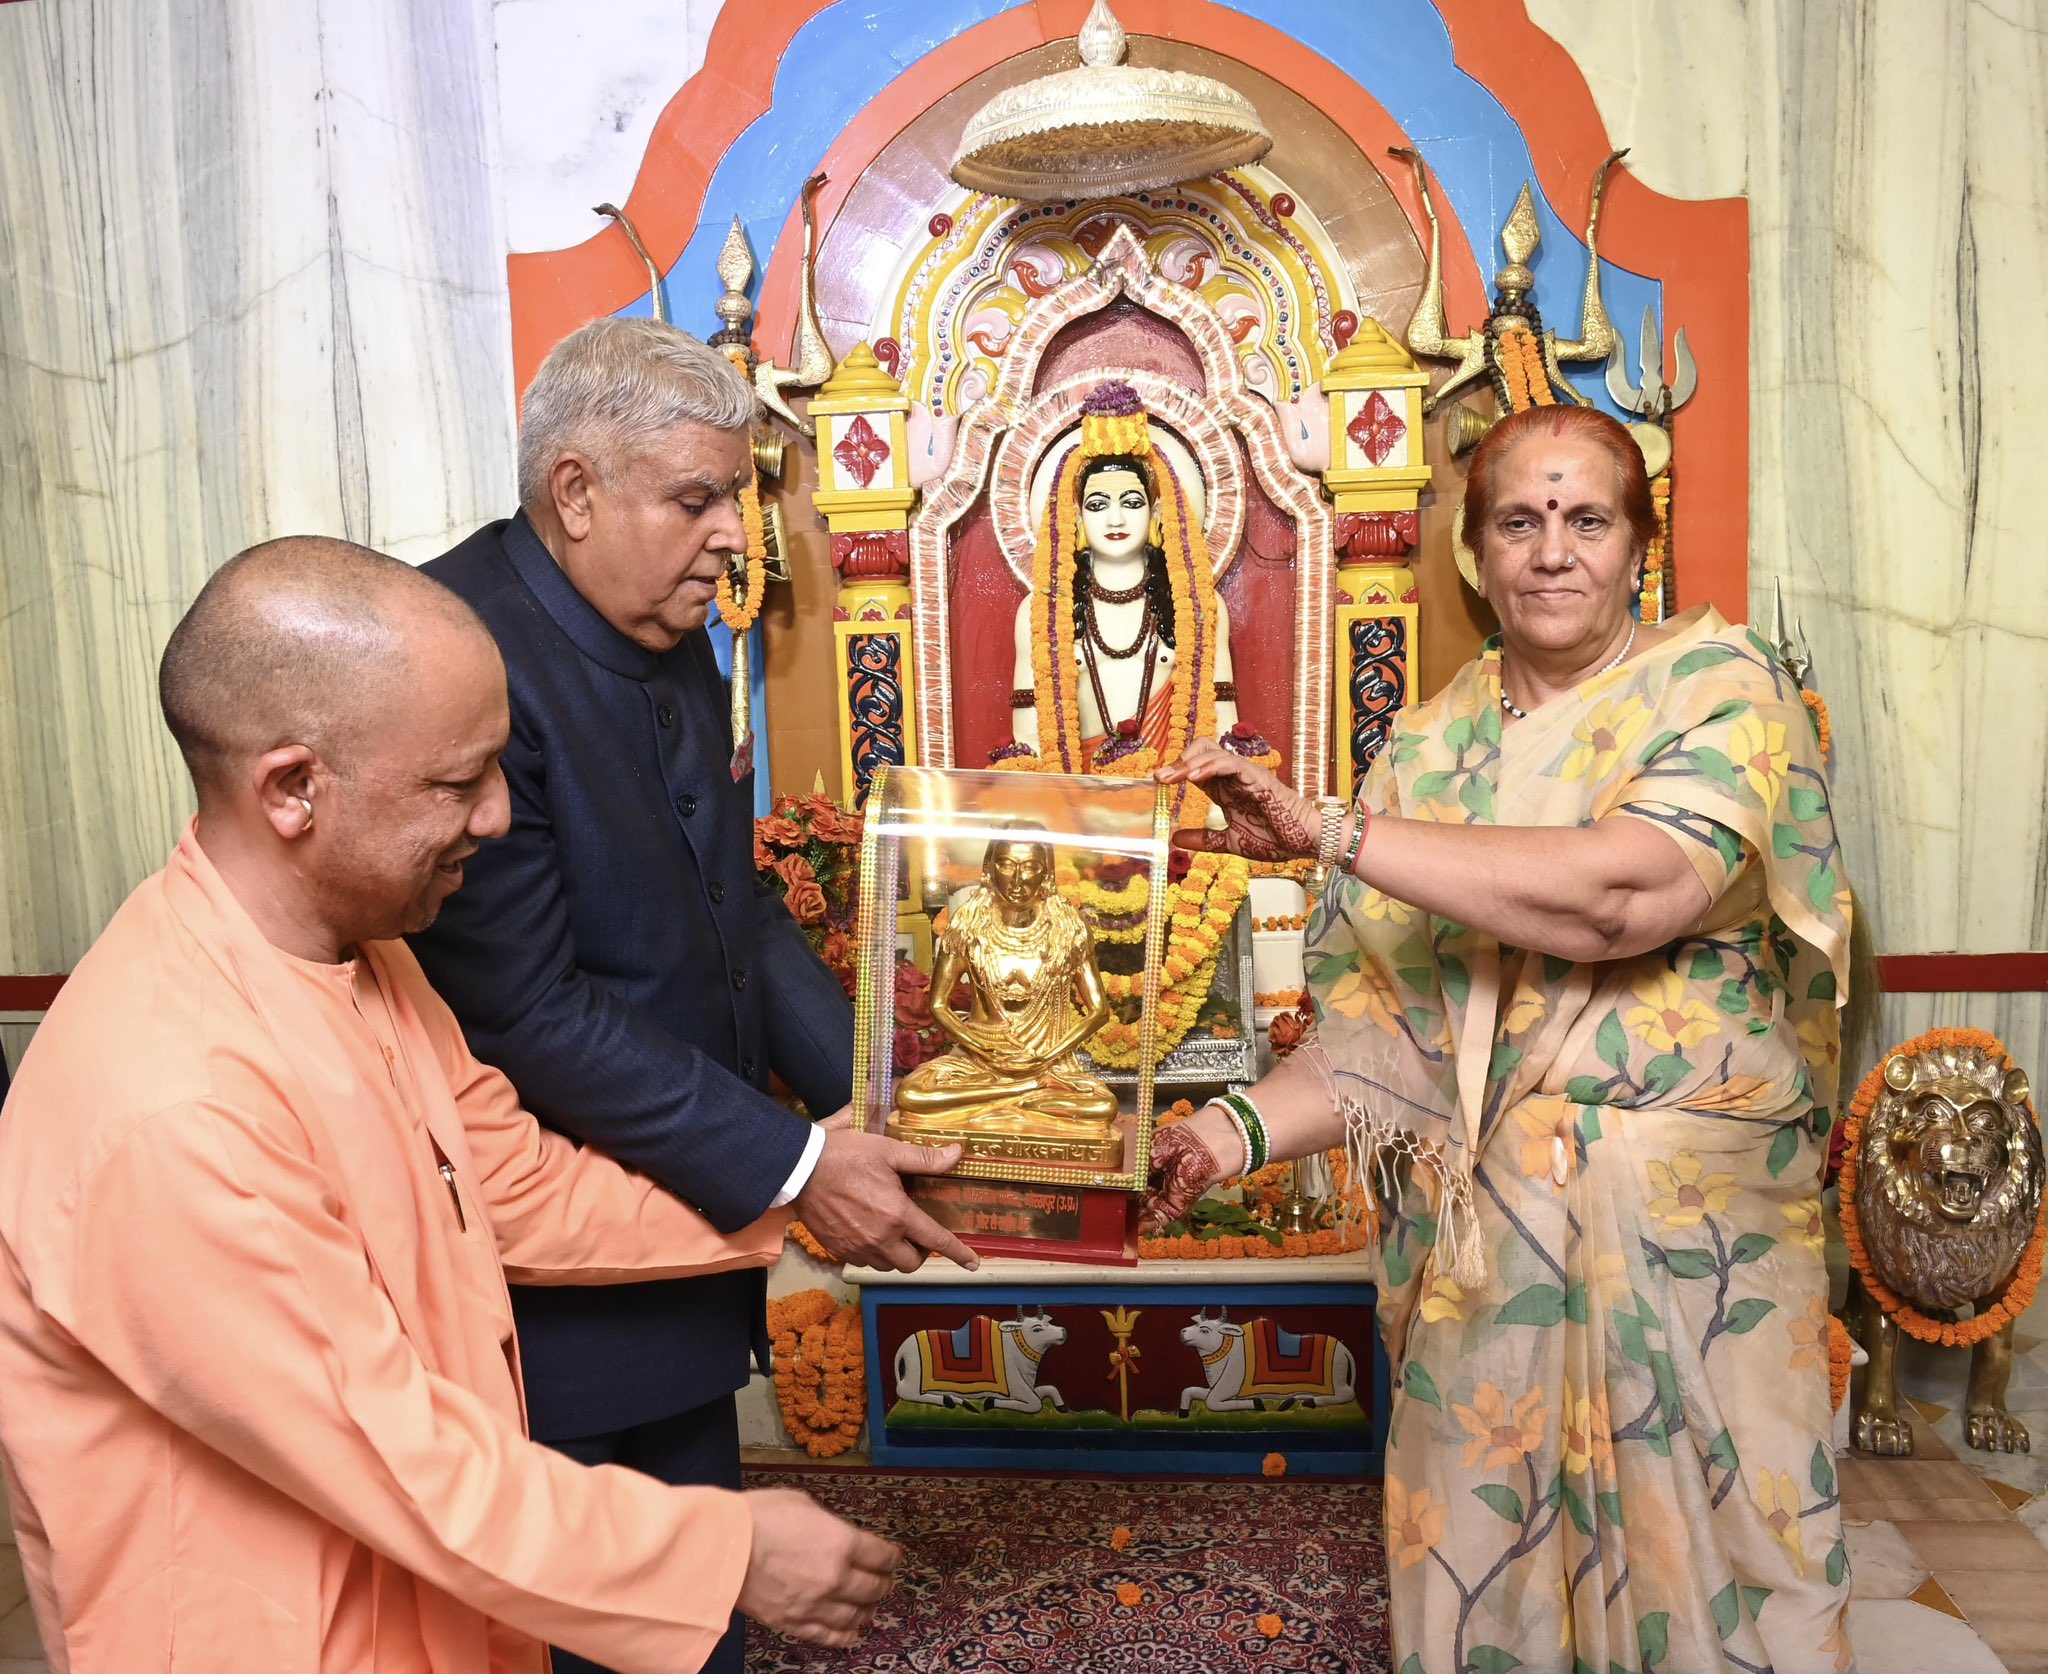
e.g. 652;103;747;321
1342;805;1371;875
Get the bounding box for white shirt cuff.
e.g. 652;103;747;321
769;1122;827;1209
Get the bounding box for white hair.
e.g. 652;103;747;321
517;317;757;512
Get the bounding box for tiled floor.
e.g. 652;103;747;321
1828;1259;2048;1674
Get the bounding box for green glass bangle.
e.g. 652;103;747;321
1220;1090;1269;1173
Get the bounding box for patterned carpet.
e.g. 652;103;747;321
741;1470;1391;1673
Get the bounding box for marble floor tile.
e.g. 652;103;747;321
0;1603;39;1660
1846;1598;2010;1674
1897;1518;2048;1577
1844;1519;1931;1599
1937;1570;2048;1674
1839;1456;2011;1524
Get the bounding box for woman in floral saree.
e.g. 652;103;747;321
1145;406;1854;1673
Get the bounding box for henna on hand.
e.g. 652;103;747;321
1141;1122;1225;1233
1166;741;1318;863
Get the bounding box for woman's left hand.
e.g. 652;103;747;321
1140;1120;1228;1233
1156;738;1318;862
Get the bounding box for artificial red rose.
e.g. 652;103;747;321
809;803;865;845
1268;1010;1306;1055
775;853;828;925
753;829;774;872
1168;847;1193;884
804;792;836;818
892;1031;927;1074
893;963;934;1030
758;814;804;849
820;929;857;998
1231;719;1259;741
1116;718;1140;739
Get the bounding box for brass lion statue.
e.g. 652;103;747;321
1847;1037;2042;1455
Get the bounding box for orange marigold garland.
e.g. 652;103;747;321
1838;1025;2045;1349
788;1220;840;1265
1802;687;1833;770
1826;1313;1855;1413
767;1288;865;1458
716;342;769;636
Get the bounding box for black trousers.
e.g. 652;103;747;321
542;1394;746;1674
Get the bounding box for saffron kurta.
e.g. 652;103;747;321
0;826;789;1674
1311;609;1855;1673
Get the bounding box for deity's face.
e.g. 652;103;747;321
983;839;1054;909
1078;467;1152;563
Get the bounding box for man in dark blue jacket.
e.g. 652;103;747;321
412;317;973;1674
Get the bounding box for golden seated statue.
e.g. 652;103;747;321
891;834;1122;1168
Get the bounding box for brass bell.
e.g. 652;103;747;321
1445;403;1495;457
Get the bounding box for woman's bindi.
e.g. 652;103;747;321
1546;498;1558;510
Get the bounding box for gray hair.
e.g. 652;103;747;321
517;317;757;512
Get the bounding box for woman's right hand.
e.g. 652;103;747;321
1156;739;1320;864
1140;1105;1242;1232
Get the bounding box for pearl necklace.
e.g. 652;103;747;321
1501;622;1637;721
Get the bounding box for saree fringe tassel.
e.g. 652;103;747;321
1341;1098;1485;1289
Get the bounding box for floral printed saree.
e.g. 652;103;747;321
1304;607;1854;1674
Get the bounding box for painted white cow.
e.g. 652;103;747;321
894;1307;1069;1415
1179;1307;1357;1416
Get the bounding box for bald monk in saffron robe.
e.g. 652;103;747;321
0;538;899;1674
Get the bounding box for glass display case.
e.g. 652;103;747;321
851;765;1171;1259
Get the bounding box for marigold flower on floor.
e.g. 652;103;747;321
1255;1613;1284;1638
1109;1526;1132;1552
1262;1452;1287;1477
1115;1582;1143;1608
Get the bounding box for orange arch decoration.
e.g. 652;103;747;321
506;0;1749;620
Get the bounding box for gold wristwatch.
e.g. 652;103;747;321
1313;795;1347;870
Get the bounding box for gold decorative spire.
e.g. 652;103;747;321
711;216;755;348
1494;183;1540;298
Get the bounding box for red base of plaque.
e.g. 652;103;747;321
909;1177;1137;1266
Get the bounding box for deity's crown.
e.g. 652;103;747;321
1079;380;1152;460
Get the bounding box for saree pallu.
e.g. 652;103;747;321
1306;607;1855;1673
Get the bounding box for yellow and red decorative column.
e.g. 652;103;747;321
812;343;918;807
1320;320;1430;799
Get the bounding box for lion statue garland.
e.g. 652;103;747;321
1840;1027;2046;1455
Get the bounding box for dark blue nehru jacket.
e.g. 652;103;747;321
410;512;851;1438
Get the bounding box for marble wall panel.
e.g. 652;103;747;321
0;0;518;974
1533;0;2048;1078
492;0;723;253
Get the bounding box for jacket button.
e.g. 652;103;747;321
657;703;676;728
731;968;749;993
709;881;726;903
740;1056;757;1078
676;793;698;818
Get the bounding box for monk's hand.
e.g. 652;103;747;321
1156;738;1318;862
794;1125;982;1274
739;1488;902;1647
1139;1106;1240;1233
